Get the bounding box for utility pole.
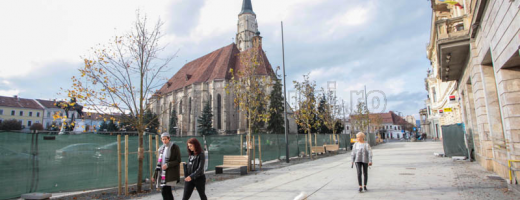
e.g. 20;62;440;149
365;85;370;144
281;21;289;163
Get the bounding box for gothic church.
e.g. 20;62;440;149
150;0;297;135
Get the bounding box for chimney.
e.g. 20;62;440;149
14;95;19;101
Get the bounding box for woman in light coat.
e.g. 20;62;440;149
351;132;372;192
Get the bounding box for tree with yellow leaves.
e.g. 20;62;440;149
319;88;342;143
293;75;320;159
226;41;273;171
66;11;175;192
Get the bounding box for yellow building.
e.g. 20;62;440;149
0;95;44;129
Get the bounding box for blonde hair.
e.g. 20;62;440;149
356;132;366;139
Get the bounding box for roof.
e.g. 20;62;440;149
239;0;255;15
349;112;403;125
157;43;274;95
36;99;58;108
0;96;43;110
369;113;393;124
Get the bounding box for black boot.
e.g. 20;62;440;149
364;186;367;191
359;187;363;192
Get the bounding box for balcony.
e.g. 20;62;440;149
436;15;470;82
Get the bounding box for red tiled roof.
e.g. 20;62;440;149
0;96;43;110
349;112;397;124
157;43;275;94
36;99;58;108
389;111;410;125
369;113;393;124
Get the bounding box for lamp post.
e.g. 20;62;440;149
281;21;289;163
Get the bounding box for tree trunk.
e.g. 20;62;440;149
247;112;252;172
137;128;143;192
307;128;312;159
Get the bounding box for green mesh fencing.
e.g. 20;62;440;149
441;124;468;157
0;132;350;199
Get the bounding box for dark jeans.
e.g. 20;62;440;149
162;186;174;200
355;162;368;186
182;175;207;200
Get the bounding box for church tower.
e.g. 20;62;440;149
236;0;259;51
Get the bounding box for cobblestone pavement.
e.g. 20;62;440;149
452;158;516;199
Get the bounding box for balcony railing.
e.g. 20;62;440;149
436;15;469;41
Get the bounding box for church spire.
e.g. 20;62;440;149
236;0;259;51
239;0;255;15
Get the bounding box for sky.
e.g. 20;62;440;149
0;0;432;119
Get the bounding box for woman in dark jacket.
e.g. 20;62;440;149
182;138;207;200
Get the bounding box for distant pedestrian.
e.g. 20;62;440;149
182;138;208;200
152;132;181;200
422;133;427;141
351;132;372;192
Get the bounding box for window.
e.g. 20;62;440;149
432;87;437;102
47;111;51;117
27;121;32;127
0;109;3;115
29;112;33;117
19;111;24;116
179;100;183;114
11;110;15;116
37;112;40;117
217;94;222;129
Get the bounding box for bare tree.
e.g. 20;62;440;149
67;11;175;192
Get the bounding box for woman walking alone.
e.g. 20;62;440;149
351;132;372;192
182;138;208;200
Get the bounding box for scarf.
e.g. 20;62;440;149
156;141;174;187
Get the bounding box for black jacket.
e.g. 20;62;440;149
186;152;205;180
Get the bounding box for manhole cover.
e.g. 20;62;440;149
406;168;416;170
399;173;415;175
487;176;503;180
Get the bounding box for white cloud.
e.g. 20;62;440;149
0;89;20;97
0;0;170;78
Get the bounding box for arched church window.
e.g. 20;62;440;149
179;100;183;114
217;94;222;129
189;97;192;129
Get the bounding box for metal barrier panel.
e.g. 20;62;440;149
441;124;468;157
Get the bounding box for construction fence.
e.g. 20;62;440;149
0;132;351;199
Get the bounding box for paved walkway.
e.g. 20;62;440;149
134;142;516;200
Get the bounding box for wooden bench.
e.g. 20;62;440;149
324;144;339;154
311;146;326;155
180;162;185;178
215;155;248;175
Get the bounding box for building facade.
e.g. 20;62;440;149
149;0;298;136
345;111;410;139
0;95;44;130
35;99;80;129
426;0;520;180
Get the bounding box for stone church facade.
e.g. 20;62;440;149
149;0;298;136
